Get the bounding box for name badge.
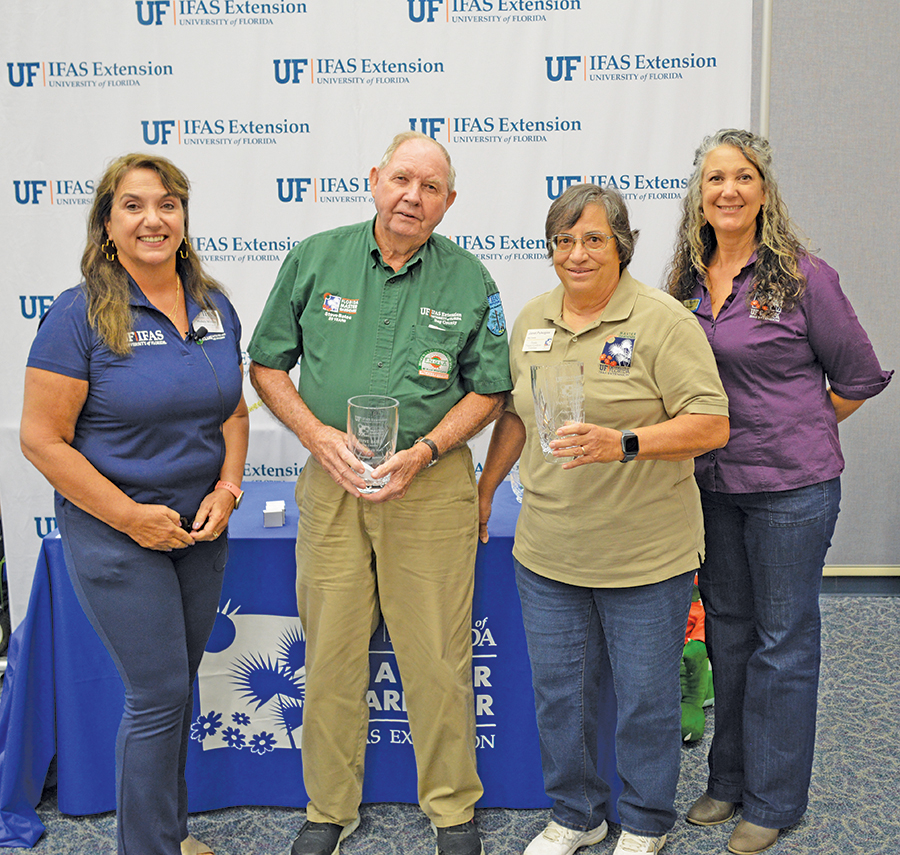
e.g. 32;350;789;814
522;328;556;352
193;309;224;335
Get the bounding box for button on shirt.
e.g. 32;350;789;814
248;218;512;450
689;253;892;494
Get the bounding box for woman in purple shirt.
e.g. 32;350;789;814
666;129;891;855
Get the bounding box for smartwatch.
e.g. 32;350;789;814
215;480;244;509
620;430;639;463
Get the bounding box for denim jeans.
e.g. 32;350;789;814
514;559;695;837
698;478;841;829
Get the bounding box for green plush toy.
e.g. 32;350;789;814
681;583;714;742
681;639;712;742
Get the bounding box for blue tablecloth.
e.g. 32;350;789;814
0;480;620;847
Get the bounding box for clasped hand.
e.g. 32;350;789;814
308;424;427;502
126;489;235;551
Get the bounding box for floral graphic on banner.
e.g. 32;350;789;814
192;603;501;754
191;600;306;752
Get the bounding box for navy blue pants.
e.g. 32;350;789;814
57;497;227;855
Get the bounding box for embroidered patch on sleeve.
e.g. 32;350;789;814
486;292;506;336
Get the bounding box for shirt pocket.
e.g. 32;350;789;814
407;324;465;388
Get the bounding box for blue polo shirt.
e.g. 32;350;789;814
27;280;243;516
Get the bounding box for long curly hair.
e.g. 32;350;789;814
82;153;224;355
666;129;807;313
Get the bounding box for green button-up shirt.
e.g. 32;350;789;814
249;218;512;449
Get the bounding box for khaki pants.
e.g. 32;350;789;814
295;446;483;827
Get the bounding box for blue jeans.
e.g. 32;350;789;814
514;559;694;837
698;479;841;829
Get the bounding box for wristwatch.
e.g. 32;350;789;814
215;480;244;509
619;430;639;463
414;436;440;467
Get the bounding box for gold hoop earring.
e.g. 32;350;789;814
178;238;190;259
102;238;118;262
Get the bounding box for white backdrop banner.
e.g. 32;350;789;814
1;0;752;626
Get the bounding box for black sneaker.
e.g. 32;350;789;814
433;819;484;855
289;817;359;855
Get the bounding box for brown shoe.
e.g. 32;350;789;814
686;793;735;826
727;820;779;855
181;836;214;855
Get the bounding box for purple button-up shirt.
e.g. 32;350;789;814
690;253;892;493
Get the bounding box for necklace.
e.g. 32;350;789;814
166;276;182;324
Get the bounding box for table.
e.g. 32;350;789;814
0;481;620;847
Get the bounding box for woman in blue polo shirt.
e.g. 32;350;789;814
21;153;249;855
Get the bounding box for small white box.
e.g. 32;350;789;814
263;500;286;528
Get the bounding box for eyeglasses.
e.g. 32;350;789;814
550;232;613;253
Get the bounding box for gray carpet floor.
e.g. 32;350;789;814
4;595;899;854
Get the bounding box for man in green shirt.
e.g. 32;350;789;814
248;131;511;855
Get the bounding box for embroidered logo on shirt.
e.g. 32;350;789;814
323;293;359;323
598;335;634;376
418;350;452;380
683;298;701;314
128;329;167;347
420;307;462;329
487;292;507;336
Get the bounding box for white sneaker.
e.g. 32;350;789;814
613;831;667;854
524;820;608;855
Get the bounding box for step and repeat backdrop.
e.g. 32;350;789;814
1;0;751;625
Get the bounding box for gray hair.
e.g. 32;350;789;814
544;183;639;271
666;128;806;310
377;131;456;194
683;128;775;225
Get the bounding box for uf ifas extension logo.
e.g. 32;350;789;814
407;0;443;21
408;117;445;138
546;55;581;80
20;296;55;319
273;59;308;83
7;62;40;86
135;0;171;24
13;179;95;206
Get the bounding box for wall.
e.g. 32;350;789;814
755;0;899;567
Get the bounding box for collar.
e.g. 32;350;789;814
127;275;155;309
366;216;427;274
126;274;202;324
541;268;641;332
694;249;759;291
